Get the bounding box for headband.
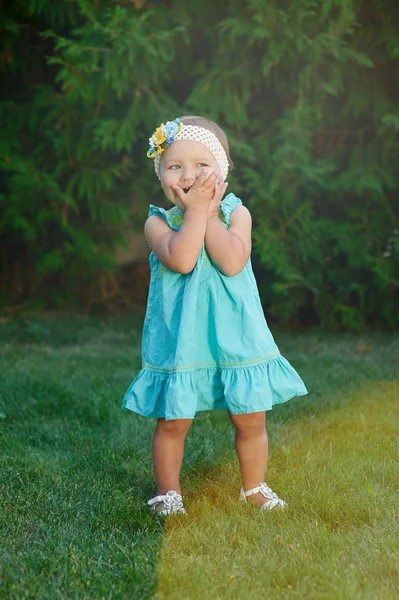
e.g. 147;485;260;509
146;118;229;180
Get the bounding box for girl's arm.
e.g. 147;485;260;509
205;206;252;276
144;170;219;274
145;206;207;274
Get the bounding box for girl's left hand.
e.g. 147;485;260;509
207;174;228;218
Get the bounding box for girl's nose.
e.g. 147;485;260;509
180;170;195;183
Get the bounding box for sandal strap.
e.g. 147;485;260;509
241;482;287;509
148;494;167;507
260;498;282;511
147;489;186;515
241;485;262;498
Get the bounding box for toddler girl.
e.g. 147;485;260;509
123;115;307;515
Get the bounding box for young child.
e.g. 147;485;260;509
123;115;308;515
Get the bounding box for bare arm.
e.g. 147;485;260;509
144;170;220;274
145;207;208;274
205;205;252;276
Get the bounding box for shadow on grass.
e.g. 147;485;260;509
2;416;166;598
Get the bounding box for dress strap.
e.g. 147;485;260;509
148;204;183;231
148;204;166;220
219;193;243;228
149;195;242;231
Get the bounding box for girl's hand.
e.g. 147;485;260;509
172;170;220;212
207;174;228;218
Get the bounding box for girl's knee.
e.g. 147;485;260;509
157;418;192;436
229;411;266;435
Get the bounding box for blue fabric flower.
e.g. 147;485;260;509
147;118;182;159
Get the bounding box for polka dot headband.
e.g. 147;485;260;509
146;118;229;180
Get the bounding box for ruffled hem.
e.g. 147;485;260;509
122;355;308;420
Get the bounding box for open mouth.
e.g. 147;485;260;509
183;187;191;194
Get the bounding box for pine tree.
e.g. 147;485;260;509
1;0;398;328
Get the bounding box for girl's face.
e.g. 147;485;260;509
159;140;220;209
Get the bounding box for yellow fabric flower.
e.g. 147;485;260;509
147;146;164;158
152;125;167;147
147;118;183;160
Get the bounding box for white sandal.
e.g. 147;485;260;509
147;490;187;516
240;481;287;511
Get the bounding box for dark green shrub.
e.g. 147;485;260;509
1;0;398;329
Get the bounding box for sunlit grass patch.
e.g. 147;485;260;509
156;382;399;599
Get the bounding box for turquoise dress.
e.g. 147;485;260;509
123;193;307;420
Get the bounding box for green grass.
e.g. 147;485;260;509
0;314;398;599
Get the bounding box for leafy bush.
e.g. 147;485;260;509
1;0;398;329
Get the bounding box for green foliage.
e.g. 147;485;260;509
1;0;398;328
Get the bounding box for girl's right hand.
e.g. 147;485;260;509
172;170;219;212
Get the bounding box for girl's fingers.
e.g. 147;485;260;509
193;169;208;188
192;170;224;199
202;171;219;189
213;180;228;201
172;185;186;203
216;178;226;189
214;175;226;195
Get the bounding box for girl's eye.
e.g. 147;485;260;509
167;163;208;169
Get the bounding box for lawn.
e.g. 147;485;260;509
1;314;398;599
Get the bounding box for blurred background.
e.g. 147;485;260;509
1;0;398;331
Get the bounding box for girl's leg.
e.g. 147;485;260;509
152;418;193;495
228;410;270;507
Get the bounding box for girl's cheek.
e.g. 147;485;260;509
160;173;174;189
165;171;179;184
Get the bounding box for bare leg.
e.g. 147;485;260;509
152;418;193;496
228;411;271;507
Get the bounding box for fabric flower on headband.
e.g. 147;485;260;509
147;118;183;158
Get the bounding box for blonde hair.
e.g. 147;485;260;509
178;115;234;172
